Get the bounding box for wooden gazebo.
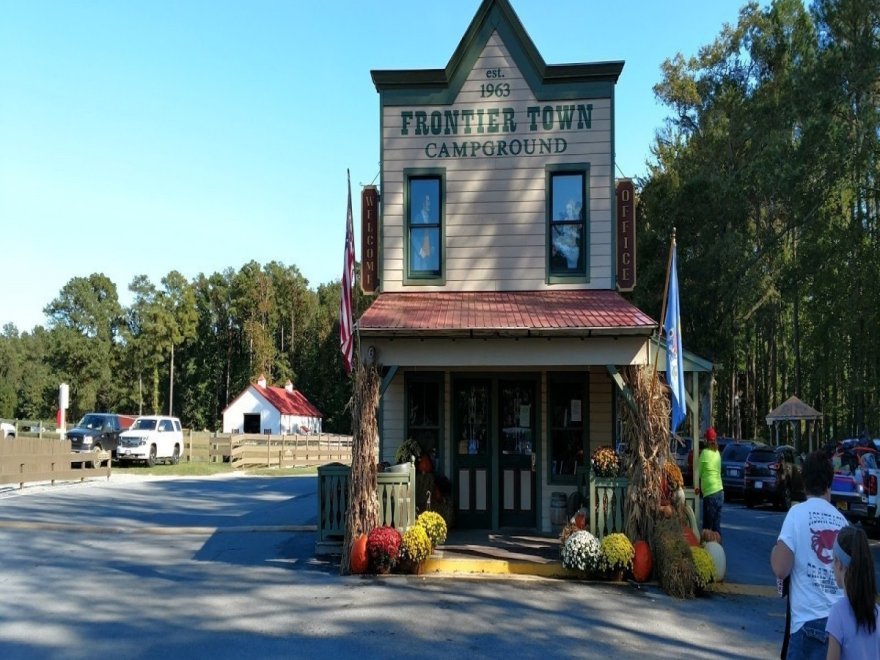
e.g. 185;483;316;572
765;395;822;453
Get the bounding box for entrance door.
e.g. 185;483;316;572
453;379;491;528
499;380;536;527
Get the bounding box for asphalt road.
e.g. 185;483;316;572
0;474;850;660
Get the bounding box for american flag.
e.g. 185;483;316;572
339;170;356;373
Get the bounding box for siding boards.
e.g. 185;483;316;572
381;31;614;293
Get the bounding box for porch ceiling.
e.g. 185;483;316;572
358;290;657;339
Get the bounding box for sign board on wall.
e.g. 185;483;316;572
616;179;636;292
361;186;379;294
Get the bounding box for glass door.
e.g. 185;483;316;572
453;379;491;528
499;379;536;527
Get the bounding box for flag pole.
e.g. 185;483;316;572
651;227;676;386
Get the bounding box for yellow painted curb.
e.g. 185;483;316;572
422;557;587;578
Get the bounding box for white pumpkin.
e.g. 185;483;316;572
704;541;726;582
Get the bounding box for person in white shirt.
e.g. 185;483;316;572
771;451;847;660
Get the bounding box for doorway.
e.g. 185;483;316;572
453;376;537;529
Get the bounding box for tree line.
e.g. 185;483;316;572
0;262;372;433
632;0;880;444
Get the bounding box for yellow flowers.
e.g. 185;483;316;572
599;532;635;572
400;525;432;563
416;510;448;547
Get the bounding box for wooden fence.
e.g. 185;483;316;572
230;434;352;469
0;438;110;488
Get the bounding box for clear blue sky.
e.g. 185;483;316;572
0;0;751;333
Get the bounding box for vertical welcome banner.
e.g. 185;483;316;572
361;186;378;294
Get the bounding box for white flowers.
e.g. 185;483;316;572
561;530;602;573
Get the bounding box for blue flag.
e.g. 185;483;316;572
665;243;686;432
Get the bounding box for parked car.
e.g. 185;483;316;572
744;445;805;510
67;413;137;462
721;441;758;500
830;446;879;526
1;421;15;438
116;416;183;467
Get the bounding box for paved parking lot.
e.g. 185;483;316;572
0;474;800;659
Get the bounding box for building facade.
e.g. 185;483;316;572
359;0;658;532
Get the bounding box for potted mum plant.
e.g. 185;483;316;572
599;532;634;581
591;446;621;478
416;510;447;548
560;529;602;576
366;525;402;574
397;525;432;574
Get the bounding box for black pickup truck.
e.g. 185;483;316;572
66;413;137;463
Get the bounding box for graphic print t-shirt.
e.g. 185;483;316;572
778;497;848;633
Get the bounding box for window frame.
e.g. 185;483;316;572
404;168;446;284
546;372;589;485
404;371;444;465
546;163;590;283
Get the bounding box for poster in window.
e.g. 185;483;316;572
570;400;582;423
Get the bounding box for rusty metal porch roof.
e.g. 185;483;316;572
358;290;656;338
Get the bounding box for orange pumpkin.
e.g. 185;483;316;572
574;509;587;530
350;534;369;574
417;454;433;474
632;540;653;583
683;526;700;547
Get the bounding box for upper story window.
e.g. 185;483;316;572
547;165;589;281
406;171;444;281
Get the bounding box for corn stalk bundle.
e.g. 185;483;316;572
340;360;381;575
621;364;672;543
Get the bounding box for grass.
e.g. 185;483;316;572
114;462;319;478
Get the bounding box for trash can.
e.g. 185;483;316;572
550;492;567;534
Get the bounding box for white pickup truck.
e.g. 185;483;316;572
116;416;183;466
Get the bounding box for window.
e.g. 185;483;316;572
405;373;442;463
547;165;588;280
548;373;588;483
406;172;443;280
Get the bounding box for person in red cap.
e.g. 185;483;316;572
695;427;723;536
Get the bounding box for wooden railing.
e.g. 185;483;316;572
0;438;110;488
580;470;701;540
231;434;352;469
315;462;415;555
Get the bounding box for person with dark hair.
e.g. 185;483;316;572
825;525;879;659
771;450;848;659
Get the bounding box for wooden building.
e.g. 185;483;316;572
358;0;665;532
222;376;323;436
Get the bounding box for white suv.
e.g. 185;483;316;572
117;416;183;466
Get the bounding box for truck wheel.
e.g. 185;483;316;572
147;445;157;467
90;445;103;469
170;445;180;465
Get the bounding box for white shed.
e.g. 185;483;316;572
222;376;323;435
